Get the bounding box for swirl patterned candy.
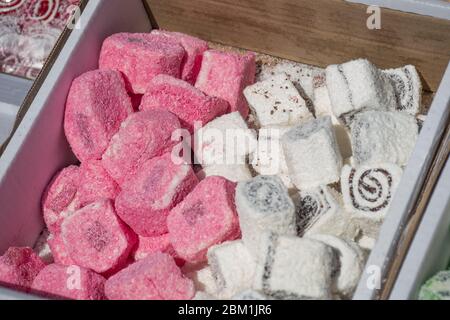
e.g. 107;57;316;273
341;163;403;220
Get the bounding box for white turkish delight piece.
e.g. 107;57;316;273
253;232;335;299
257;60;322;100
236;176;296;258
251;126;294;188
313;73;353;158
244;73;313;127
308;234;366;298
350;111;418;166
383;65;422;115
326;59;397;119
183;263;218;296
194;111;257;166
341;163;403;221
207;240;257;298
281;116;343;189
294;187;361;242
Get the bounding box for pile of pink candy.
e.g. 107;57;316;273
0;31;256;300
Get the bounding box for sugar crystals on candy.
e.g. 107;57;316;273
102;110;182;185
31;264;106;300
0;247;46;292
140;75;228;132
115;153;198;237
105;253;194;300
62;200;136;274
196;50;256;119
77;160;119;208
168;176;240;263
99;33;186;94
151;30;209;84
64;69;133;162
42;165;80;235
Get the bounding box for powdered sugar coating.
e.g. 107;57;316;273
236;176;296;258
168;176;240;263
42;165;80;235
282;116;343;189
105;253;194;300
151;30;209;84
99;33;186;94
31;264;106;300
140;75;228;132
196;50;256;119
326;59;397;119
253;233;334;299
62;200;137;274
308;234;365;298
64;69;133;161
102;110;181;185
207;240;256;298
350;111;418;166
115;153;199;237
0;247;46;292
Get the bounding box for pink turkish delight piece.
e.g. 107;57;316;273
61;200;137;274
102;110;181;185
195;50;256;119
48;234;74;266
0;247;46;292
32;264;106;300
105;253;194;300
64;69;133;162
77;160;119;207
167;176;240;263
115;153;199;237
140;75;228;132
42;165;80;235
134;234;184;266
151;30;209;84
99;33;186;94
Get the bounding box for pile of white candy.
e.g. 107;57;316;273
189;58;422;300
